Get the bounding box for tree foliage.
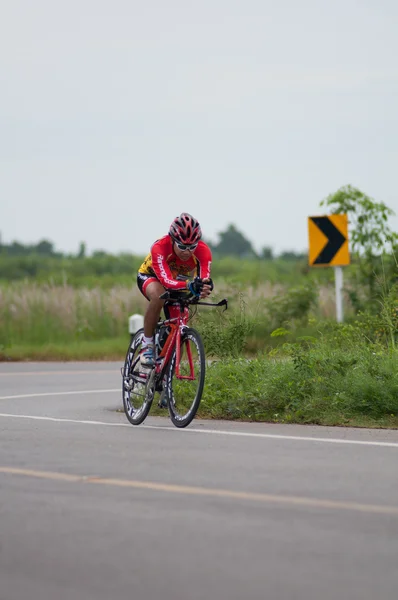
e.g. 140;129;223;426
0;238;60;257
210;224;258;258
320;185;398;256
260;246;274;260
320;185;398;312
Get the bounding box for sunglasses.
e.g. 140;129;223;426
174;241;198;251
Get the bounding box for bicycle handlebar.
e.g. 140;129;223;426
159;290;228;311
196;298;228;310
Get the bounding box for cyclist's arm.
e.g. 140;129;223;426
194;242;212;280
191;242;213;297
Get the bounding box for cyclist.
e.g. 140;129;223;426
137;212;213;367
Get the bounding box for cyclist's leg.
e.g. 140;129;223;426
137;274;165;365
137;274;166;335
142;282;165;335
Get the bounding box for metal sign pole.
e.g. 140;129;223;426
334;266;344;323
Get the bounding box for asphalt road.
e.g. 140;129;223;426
1;362;398;600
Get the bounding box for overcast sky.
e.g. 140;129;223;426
1;0;397;256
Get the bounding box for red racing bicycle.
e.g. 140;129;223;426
122;290;227;428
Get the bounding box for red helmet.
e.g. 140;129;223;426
169;213;202;245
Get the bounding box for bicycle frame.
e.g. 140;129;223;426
155;304;195;380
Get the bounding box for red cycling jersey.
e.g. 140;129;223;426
138;235;212;290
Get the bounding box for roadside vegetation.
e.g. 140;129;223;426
1;185;398;428
197;310;398;428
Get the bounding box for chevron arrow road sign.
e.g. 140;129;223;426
308;214;350;267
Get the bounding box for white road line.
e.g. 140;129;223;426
0;370;118;377
1;412;398;448
0;413;131;426
0;389;119;400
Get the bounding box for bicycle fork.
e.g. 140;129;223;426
175;332;196;380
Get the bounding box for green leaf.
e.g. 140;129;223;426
271;327;291;338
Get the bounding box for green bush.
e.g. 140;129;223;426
200;326;398;424
196;293;255;358
265;281;318;328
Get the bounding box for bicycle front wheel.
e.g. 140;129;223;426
122;329;155;425
166;327;205;428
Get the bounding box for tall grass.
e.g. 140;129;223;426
0;282;147;347
0;279;350;354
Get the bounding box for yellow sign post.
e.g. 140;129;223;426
308;214;350;322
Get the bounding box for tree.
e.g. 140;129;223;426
320;185;398;256
7;241;30;256
77;242;86;259
320;185;398;311
278;250;306;261
35;240;55;255
212;224;257;258
260;246;274;260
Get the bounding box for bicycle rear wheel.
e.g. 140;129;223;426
166;327;205;428
122;329;155;425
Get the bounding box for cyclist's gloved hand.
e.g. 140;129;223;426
203;277;214;291
187;277;203;297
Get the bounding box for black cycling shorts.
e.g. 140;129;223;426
137;272;159;299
